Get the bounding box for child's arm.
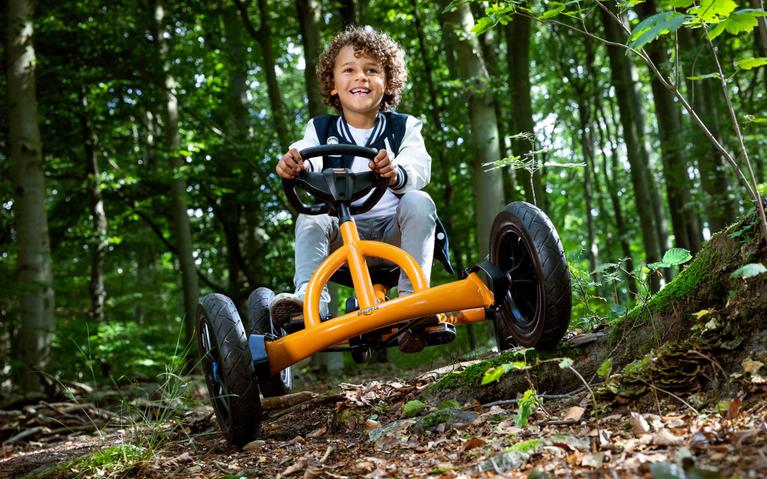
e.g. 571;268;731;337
369;150;398;186
275;119;322;179
388;116;431;193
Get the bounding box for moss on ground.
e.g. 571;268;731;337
24;444;148;479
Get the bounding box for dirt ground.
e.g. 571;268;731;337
1;358;766;479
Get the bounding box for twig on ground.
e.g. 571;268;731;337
320;445;334;463
638;380;700;415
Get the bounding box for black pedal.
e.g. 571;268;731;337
424;322;457;346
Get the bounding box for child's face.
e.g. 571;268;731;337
331;45;386;120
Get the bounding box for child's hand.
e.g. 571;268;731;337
276;148;305;179
369;149;397;186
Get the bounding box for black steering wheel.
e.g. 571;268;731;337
282;145;389;216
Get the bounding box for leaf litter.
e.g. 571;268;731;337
0;359;765;478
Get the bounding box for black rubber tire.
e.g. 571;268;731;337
247;287;292;397
489;201;572;350
197;293;261;446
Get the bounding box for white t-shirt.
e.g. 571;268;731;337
346;125;400;221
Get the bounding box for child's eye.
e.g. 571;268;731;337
343;67;354;73
367;67;380;74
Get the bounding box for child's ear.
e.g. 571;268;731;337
330;87;338;96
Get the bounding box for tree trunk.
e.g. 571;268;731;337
338;0;365;27
295;0;324;117
679;29;738;234
506;14;545;208
235;0;289;151
220;3;251;302
637;0;702;255
439;2;505;256
79;88;108;322
6;0;56;393
152;0;199;360
601;6;663;292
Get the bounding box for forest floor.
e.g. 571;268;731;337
1;352;765;479
3;211;767;478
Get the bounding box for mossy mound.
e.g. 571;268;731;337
422;208;767;407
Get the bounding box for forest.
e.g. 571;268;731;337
2;0;767;477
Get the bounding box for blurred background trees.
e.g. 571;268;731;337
1;0;764;395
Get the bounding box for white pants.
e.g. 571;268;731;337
293;191;437;303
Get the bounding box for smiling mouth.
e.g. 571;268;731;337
350;88;370;95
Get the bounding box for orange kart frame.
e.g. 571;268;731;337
264;219;497;375
250;144;509;378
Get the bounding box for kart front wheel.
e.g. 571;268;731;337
489;202;571;350
197;293;261;446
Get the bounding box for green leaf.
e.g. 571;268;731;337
709;9;767;39
472;16;496;35
661;247;693;266
558;357;574;369
515;389;539;427
629;12;689;50
693;0;738;23
744;115;767;124
730;263;767;279
736;57;767;70
403;400;427;418
597;358;613;378
539;4;566;20
648;261;665;271
663;0;694;7
481;365;506;385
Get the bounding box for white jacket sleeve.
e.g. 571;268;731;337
389;115;431;193
289;119;323;172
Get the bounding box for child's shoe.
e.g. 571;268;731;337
269;293;303;328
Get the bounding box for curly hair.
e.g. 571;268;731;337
317;26;407;113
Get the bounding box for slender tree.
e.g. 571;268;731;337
679;29;738;233
439;1;505;255
506;13;545;208
235;0;290;151
6;0;56;392
79;88;108;322
295;0;325;117
601;6;663;292
637;0;702;254
151;0;199;358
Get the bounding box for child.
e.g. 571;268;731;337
271;26;436;349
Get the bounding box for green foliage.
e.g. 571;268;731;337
597;358;613;378
515;389;539;427
735;57;767;71
648;248;693;271
629;12;689;50
481;361;528;385
708;9;767;39
730;263;767;279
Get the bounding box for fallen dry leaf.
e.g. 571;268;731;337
631;412;651;437
461;437;485;452
563;406;585;422
741;358;763;374
652;429;684;446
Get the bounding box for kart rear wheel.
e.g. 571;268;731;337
198;293;261;446
247;287;292;396
489;202;571;350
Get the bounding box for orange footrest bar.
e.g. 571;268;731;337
265;272;494;375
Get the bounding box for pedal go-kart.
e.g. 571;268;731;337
197;145;572;446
